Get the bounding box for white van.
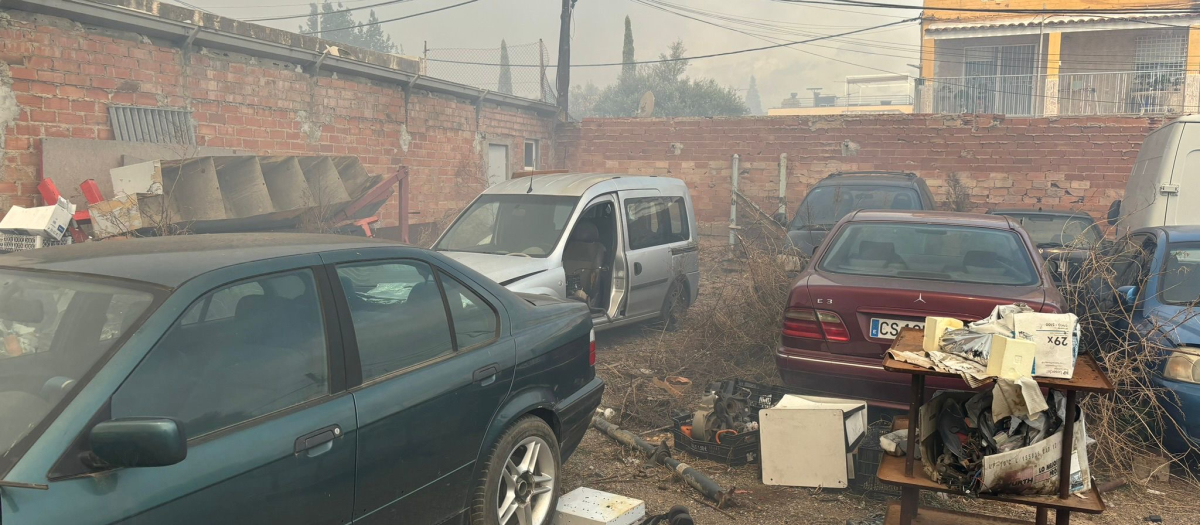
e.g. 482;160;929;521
434;173;700;330
1110;115;1200;236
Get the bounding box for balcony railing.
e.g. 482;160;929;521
1058;70;1184;116
924;70;1187;117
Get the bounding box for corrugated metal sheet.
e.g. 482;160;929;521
926;13;1196;33
107;106;196;145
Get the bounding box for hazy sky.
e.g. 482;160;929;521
176;0;923;110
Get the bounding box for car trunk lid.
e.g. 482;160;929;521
800;272;1047;357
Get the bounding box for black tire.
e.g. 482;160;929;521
469;416;561;525
659;278;688;331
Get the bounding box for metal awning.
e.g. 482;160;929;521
925;13;1200;39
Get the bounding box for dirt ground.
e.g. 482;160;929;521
560;326;1200;525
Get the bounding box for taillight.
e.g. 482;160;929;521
783;309;823;339
783;308;850;342
589;329;596;366
816;310;850;342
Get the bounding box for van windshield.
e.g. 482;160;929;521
436;195;577;257
791;185;920;230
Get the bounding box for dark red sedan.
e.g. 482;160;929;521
776;210;1066;409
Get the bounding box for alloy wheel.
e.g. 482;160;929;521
495;436;555;525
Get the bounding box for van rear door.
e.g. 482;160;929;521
1165;122;1200;228
1119;122;1181;237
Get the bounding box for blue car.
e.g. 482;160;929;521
1106;226;1200;453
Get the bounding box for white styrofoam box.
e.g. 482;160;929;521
0;197;75;240
760;394;868;488
554;487;645;525
922;316;963;352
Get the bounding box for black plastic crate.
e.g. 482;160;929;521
669;412;760;466
668;379;801;466
851;420;901;496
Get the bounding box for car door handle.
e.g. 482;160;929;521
295;425;341;455
473;364;499;386
634;262;643;275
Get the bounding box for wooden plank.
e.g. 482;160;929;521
876;440;1105;513
883;501;1035;525
882;328;1114;394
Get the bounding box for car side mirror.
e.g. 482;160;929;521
1115;285;1139;310
1106;200;1121;226
90;418;186;468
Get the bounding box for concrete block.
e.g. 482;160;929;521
554;487;645;525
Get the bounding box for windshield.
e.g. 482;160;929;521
1001;213;1101;248
818;223;1040;286
790;185;919;230
1161;243;1200;305
436;194;577;257
0;269;155;473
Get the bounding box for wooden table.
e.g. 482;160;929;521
879;328;1114;525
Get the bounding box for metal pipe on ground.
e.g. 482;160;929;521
591;417;734;507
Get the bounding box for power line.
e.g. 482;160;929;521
425;17;920;68
774;0;1200;16
300;0;480;34
246;0;420;22
187;0;382;9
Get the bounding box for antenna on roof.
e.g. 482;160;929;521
526;173;534;193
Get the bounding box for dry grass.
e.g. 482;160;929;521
598;222;798;428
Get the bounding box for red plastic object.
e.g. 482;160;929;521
37;179;61;204
80;179;104;204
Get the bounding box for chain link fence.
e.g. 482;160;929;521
424;41;556;104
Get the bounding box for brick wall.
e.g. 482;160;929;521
556;114;1163;233
0;9;555;228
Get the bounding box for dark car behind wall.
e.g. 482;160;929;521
776;211;1066;409
0;233;602;525
988;209;1104;289
787;172;937;256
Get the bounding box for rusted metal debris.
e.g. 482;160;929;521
591;416;735;508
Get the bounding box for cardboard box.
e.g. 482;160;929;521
985;335;1036;380
0;197;75;240
923;316;964;352
89;195;143;239
981;416;1091;496
760;394;868;488
1012;312;1079;379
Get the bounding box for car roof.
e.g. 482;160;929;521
989;209;1095;220
0;233;395;287
847;210;1016;229
815;171;919;187
1148;225;1200;243
483;173;686;196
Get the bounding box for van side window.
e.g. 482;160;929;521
625;197;690;250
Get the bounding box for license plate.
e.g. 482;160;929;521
870;318;925;340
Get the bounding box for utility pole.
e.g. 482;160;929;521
555;0;573;119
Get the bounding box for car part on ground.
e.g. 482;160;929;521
554;487;646;525
591;416;734;507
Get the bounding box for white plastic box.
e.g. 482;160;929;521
0;197;74;240
759;394;869;488
554;487;645;525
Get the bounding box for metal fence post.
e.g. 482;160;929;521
777;153;787;224
730;154;739;246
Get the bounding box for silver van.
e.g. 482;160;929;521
1109;114;1200;236
434;173;700;330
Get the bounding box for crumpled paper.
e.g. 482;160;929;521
992;376;1049;423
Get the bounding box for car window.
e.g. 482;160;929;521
1161;242;1200;305
111;270;328;440
438;272;499;349
1112;235;1155;289
1002;214;1102;248
791;185;920;229
436;195;577;258
337;261;454;381
818;222;1039;286
626;196;690;250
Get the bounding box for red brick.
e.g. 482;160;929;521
8;67;37;80
57;112;84;125
70;100;97;112
43;98;69;110
57;85;86;98
35;70;63;83
91;77;118;89
28;110;56;123
70;127;96;139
